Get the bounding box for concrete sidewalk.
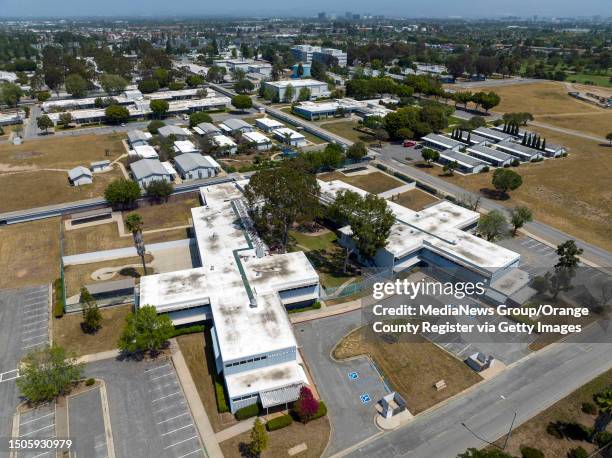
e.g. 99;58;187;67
290;299;362;324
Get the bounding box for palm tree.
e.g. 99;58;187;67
125;213;147;275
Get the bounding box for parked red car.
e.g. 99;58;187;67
403;140;416;147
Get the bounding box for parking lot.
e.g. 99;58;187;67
16;403;57;457
0;285;51;441
296;312;389;456
85;358;205;458
145;360;205;458
68;386;108;458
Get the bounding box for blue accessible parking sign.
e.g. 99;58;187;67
348;371;359;380
360;393;371;404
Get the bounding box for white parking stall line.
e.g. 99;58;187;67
21;326;48;334
157;412;190;425
22;333;49;342
21;308;46;315
20;424;54;437
145;363;171;373
0;369;20;382
161;423;193;436
164;435;199;450
150;381;179;392
22;341;48;350
156;401;186;414
457;343;472;356
152;391;181;402
177;449;203;458
22;318;48;327
31;451;51;458
19;412;54;426
150;372;175;381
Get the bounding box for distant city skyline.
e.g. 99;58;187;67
1;0;610;19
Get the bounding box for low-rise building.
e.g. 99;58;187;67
173;153;220;180
127;129;152;148
255;117;284;132
220;118;254;135
263;79;330;102
273;127;307;147
437;149;488;174
466;144;514;167
173;140;199;155
130;158;173;188
131;145;159;160
68;166;93;186
193;122;222;137
495;140;544;162
212;135;238;154
422;133;464;152
90;160;111;173
472;127;514;143
158;125;192;139
242;131;273;151
137;181;320;413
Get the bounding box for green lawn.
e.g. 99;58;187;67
566;72;612;88
289;230;357;289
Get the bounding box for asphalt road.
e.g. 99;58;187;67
338;324;612;458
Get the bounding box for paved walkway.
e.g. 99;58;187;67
378;183;415;199
215;416;259;443
290;299;362;324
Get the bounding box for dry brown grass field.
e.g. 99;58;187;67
319;170;403;194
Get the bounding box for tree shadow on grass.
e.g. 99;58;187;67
479;188;510;201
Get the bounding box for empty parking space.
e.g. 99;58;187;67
85;358;206;458
145;361;205;458
16;403;56;458
68;386;108;458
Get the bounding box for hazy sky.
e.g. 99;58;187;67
1;0;609;18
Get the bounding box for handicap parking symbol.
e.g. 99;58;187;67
360;393;371;404
348;371;359;380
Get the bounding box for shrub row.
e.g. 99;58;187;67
520;446;544;458
215;376;229;413
415;181;438;196
169;325;205;338
235;403;259;420
312;400;327;420
53;278;64;318
391;171;415;184
266;414;293;431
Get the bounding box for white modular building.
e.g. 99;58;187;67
273;127;307;147
242;131;273;151
263;79;330;102
255;117;284;132
173;140;200;155
173;153;220;180
212;135;238;154
130;158;174;188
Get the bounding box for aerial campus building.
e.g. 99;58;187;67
319;179;525;301
290;45;348;67
137;181;320;413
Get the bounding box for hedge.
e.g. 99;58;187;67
266;414;293;431
215;376;229;413
392;171;414;183
520;446;544;458
235;403;259;420
415;181;438;196
53;278;64;318
170;325;205;338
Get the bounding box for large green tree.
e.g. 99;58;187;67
65;73;88;98
36;114;54;133
99;73;128;94
17;345;84;404
80;287;102;333
125;213;148;275
189;111;213;127
248;419;268;456
492;168;522;197
104;178;141;209
105;104;130;124
231;94;253;112
149;99;169;118
1;82;23;107
509;206;533;236
477;210;507;241
347;142;367;161
118;305;174;355
328;189;395;271
244;160;320;251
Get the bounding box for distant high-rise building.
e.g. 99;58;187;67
318;12;327;20
345;11;352;19
290;45;347;67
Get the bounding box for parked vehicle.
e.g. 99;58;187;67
403;140;416;147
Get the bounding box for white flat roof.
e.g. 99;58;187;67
242;131;271;144
273;127;305;140
132;144;159;159
266;79;327;88
318;179;519;272
174;140;198;153
256;117;284;128
212;134;237;148
225;361;308;399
